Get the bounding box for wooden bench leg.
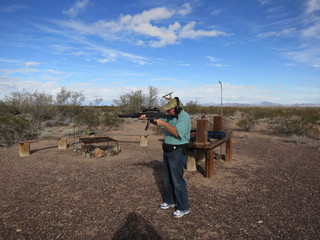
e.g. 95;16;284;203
186;150;197;171
140;135;148;147
205;149;214;178
19;142;30;157
226;138;232;162
58;138;68;149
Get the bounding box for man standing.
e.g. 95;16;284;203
154;97;191;218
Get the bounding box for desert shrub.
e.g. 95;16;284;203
76;107;101;130
187;106;237;116
236;114;257;131
201;106;219;115
0;113;37;146
103;111;124;129
55;86;85;120
222;107;237;117
249;107;275;119
113;86;159;112
0;101;18;114
184;101;201;114
3;90;55;126
296;108;320;124
268;115;320;139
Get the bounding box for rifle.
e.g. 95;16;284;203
118;107;178;131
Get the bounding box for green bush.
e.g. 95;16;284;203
76;107;101;130
184;101;201;115
103;111;124;129
268;115;320;139
0;113;37;146
236;114;257;131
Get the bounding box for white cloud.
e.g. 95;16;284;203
179;21;226;39
258;28;296;38
257;0;271;5
301;19;320;39
210;9;224;16
206;56;219;62
0;5;27;13
1;67;63;75
98;58;115;63
306;0;320;13
0;75;57;98
177;3;193;15
207;63;231;68
47;69;63;74
286;47;320;68
25;61;40;67
63;0;90;18
1;68;39;74
121;53;149;66
46;32;152;65
0;76;19;95
55;4;227;48
284;0;320;67
258;0;320;68
206;56;230;67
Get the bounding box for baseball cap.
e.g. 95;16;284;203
162;98;182;111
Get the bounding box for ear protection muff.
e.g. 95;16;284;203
174;97;182;114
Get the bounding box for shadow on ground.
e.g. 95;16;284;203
112;212;163;240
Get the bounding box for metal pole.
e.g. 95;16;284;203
219;81;223;156
219;81;223;116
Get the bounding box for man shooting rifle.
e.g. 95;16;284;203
140;97;191;218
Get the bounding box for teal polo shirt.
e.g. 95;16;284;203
163;110;191;145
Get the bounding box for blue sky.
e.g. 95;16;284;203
0;0;319;105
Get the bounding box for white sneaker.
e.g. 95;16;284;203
172;209;190;218
159;202;176;210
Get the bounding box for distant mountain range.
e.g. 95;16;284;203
202;102;320;107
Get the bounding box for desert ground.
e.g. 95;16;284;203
0;118;319;240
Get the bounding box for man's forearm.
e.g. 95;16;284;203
162;121;179;138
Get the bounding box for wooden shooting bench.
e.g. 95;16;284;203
186;117;232;178
187;134;232;178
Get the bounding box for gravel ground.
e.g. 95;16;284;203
0;121;319;240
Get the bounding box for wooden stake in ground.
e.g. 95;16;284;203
140;135;148;147
19;142;30;157
58;138;68;149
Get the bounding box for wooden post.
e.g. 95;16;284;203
58;138;68;149
226;138;232;162
19;142;30;157
213;116;223;132
140;135;148;147
186;150;197;171
196;119;208;144
205;149;214;178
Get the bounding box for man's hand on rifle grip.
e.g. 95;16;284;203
139;114;147;120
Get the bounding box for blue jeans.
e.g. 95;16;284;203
163;148;190;211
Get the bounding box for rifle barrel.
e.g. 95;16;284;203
117;112;177;119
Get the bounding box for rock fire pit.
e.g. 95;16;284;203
74;136;121;158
